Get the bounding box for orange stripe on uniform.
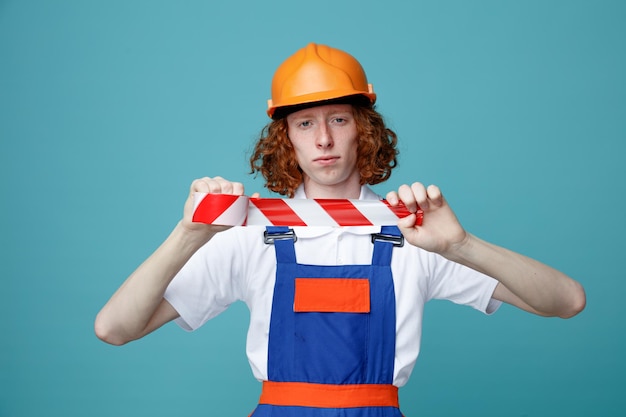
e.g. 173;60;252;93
259;381;399;408
294;278;370;313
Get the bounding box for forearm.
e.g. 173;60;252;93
95;222;215;344
444;233;586;318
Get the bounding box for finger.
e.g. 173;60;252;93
232;181;245;196
192;177;243;195
251;192;261;199
398;212;418;229
190;177;211;193
408;182;428;211
213;176;233;194
426;184;443;207
385;191;399;205
397;184;417;212
212;177;245;195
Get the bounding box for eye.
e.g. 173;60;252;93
332;116;350;125
299;120;312;128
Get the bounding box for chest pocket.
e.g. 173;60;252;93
294;277;370;313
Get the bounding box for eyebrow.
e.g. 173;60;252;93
290;110;353;121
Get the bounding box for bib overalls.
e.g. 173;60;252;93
250;226;404;417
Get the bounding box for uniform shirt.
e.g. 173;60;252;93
164;185;501;387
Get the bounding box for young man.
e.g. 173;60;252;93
95;43;585;417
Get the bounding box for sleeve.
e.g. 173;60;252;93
426;252;502;315
164;229;246;331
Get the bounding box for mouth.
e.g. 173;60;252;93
314;156;340;164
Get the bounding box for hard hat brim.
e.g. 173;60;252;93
268;90;376;118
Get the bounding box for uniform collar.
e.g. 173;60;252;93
292;184;381;201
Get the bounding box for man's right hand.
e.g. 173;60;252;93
181;176;255;237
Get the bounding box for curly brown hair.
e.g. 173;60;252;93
249;102;398;197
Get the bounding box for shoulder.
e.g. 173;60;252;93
191;226;274;265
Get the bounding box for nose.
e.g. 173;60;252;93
316;123;333;148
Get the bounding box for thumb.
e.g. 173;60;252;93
398;213;418;229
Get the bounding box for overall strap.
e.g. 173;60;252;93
371;226;403;266
264;226;296;264
365;225;401;383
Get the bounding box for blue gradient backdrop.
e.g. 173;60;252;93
1;1;624;416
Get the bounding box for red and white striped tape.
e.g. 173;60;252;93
192;193;423;227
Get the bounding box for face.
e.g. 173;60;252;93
286;104;360;198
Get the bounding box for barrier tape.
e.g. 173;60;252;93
192;193;423;227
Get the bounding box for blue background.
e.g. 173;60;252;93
1;1;624;416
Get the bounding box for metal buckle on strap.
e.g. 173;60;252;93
371;232;404;247
264;228;297;244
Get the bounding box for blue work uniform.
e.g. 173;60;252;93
250;226;404;417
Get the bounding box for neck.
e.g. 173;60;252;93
302;179;362;199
